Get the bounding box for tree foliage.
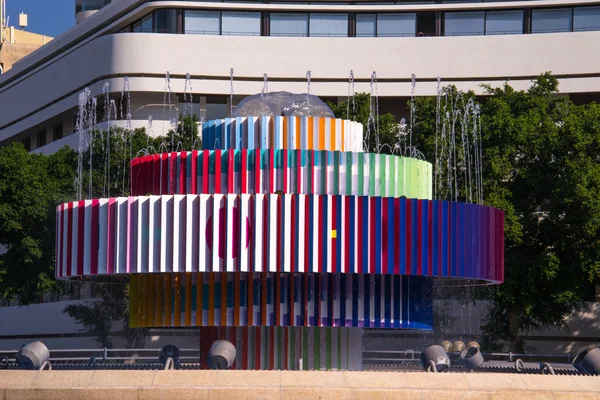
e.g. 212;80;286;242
63;283;147;348
328;93;399;154
413;74;600;350
0;144;77;304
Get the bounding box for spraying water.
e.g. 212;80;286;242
88;97;97;197
347;70;355;120
409;74;417;158
102;82;110;197
162;71;172;150
431;86;483;204
120;77;132;194
262;73;268;97
146;115;153;152
306;70;311;111
368;71;379;153
184;73;194;148
434;77;442;199
75;88;91;200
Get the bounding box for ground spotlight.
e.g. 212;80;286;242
440;340;452;352
573;348;600;375
159;344;180;370
452;340;465;352
466;341;480;351
18;341;50;370
208;340;237;370
420;345;450;372
460;346;484;371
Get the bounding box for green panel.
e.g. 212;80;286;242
389;156;396;197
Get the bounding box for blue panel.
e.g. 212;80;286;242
411;199;418;275
215;119;223;149
307;195;314;273
432;200;439;276
450;202;458;277
274;116;282;149
235;117;244;149
459;202;466;278
261;116;269;149
400;197;406;275
360;197;369;274
421;199;429;275
442;201;448;277
335;196;342;274
375;197;382;274
348;197;355;273
247;117;255;149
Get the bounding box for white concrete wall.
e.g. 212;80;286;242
1;298;598;355
3;29;600;144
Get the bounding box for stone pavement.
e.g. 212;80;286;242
1;370;599;399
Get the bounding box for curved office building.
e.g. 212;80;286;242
0;0;599;153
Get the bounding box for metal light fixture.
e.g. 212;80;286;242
420;345;450;372
440;340;452;352
460;346;484;371
452;340;465;352
208;340;237;370
159;344;180;370
18;341;50;370
573;348;600;375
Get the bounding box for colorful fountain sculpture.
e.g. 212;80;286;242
55;106;504;371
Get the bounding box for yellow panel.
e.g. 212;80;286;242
196;273;203;326
221;271;227;326
173;274;181;326
318;118;325;150
185;273;192;326
155;274;163;327
208;273;215;326
165;274;172;326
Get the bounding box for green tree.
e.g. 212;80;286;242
63;283;147;348
0;144;77;304
328;93;399;154
413;74;600;351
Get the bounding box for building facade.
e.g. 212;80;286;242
0;0;600;355
0;0;599;153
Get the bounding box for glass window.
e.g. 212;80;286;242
377;14;416;37
185;10;221;35
154;9;178;34
531;8;572;33
53;123;63;141
133;14;152;33
356;14;376;37
21;137;31;152
445;11;485;36
485;10;523;35
574;6;600;32
222;12;261;36
310;14;348;37
270;13;309;37
37;130;47;147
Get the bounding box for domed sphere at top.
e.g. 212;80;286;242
233;91;335;118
